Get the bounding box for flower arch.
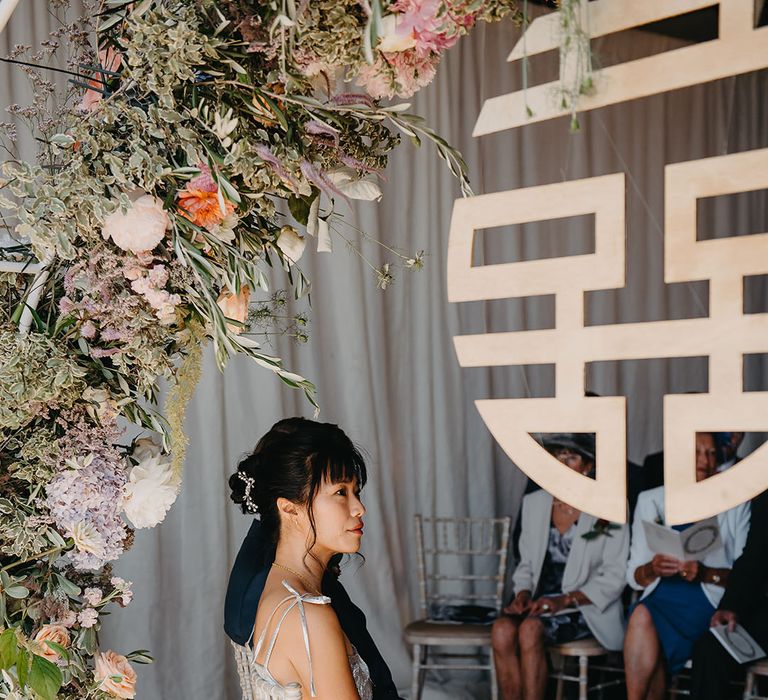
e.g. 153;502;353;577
0;0;518;696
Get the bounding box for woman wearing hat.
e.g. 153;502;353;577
491;434;629;700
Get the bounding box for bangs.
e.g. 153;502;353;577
312;442;368;490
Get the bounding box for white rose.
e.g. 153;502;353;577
276;226;307;264
102;194;170;254
122;453;180;529
378;14;416;53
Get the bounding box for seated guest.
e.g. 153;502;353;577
690;488;768;699
623;431;751;700
492;434;629;700
715;431;744;473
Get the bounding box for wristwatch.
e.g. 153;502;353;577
711;572;721;584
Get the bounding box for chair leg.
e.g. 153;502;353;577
554;654;565;700
490;650;499;700
411;644;422;700
579;655;588;700
743;670;755;700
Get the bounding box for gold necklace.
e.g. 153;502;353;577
272;562;322;596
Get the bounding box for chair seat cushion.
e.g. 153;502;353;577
404;619;493;646
548;637;608;657
749;658;768;676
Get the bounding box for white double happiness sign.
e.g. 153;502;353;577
447;0;768;524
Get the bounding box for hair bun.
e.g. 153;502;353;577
228;452;262;514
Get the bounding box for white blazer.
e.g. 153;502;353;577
512;490;630;651
626;486;751;607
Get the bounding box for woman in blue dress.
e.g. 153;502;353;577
624;432;751;700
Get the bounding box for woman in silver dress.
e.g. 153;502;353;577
229;418;373;699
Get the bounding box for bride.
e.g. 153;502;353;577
229;418;372;699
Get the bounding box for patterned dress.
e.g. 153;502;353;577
535;524;592;644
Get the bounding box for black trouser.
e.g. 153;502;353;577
690;603;768;700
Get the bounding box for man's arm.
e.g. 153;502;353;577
719;491;768;615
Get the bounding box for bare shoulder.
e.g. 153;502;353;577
278;600;360;700
279;598;345;650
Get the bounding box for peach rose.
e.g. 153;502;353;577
33;624;70;662
102;194;170;254
94;650;137;699
216;285;250;334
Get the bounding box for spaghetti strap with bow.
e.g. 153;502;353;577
232;579;373;699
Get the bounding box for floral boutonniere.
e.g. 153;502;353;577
582;519;621;540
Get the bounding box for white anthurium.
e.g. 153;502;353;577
327;167;383;202
377;13;416;53
306;195;320;238
317;218;332;253
276;226;307;264
305;195;333;253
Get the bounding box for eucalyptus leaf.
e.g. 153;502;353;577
29;654;62;700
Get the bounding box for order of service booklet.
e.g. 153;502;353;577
642;516;723;561
710;623;766;664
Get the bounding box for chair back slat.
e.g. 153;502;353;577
414;515;512;616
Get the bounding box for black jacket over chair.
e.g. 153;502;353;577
691;490;768;700
225;520;403;700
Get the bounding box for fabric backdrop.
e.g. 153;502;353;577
2;5;766;698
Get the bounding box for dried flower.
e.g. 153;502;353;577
78;607;99;628
376;263;394;290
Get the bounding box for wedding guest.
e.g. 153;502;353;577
226;418;391;700
623;431;751;700
715;431;744;473
492;434;629;700
690;488;768;699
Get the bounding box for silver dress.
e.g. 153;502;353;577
232;580;373;700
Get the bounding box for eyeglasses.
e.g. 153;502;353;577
550;448;583;466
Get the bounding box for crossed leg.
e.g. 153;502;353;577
624;604;666;700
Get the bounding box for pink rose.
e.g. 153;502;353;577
33;624;70;662
94;650;137;699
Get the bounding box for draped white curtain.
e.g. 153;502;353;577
2;4;766;698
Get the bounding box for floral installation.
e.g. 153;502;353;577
0;0;518;696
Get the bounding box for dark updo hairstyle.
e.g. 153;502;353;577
229;417;368;553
